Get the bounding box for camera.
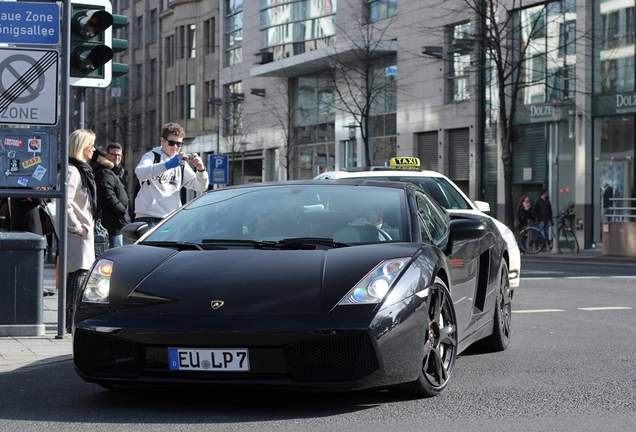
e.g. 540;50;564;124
182;153;195;161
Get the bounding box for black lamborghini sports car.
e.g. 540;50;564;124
73;180;512;398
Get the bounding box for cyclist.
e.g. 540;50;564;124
532;189;553;251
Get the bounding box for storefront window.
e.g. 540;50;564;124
593;115;635;243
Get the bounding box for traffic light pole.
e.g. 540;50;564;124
74;87;86;130
57;0;72;338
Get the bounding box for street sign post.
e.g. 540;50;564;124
0;2;60;45
0;48;59;126
209;154;229;185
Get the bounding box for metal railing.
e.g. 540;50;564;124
604;198;636;221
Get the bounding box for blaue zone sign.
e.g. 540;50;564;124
0;2;60;45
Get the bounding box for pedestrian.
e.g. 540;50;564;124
532;188;553;250
57;129;98;332
92;143;131;248
134;122;208;227
515;194;533;230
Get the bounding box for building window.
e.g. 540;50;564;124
205;18;215;54
166;91;173;121
188;24;196;58
594;0;634;94
260;0;337;58
135;114;142;148
515;3;578;103
165;35;174;67
150;9;157;43
136;15;143;48
450;22;471;102
179;85;185;120
179;26;186;59
149;110;157;149
225;0;243;66
149;59;157;94
188;84;196;119
135;64;143;97
367;0;397;23
206;80;216;117
223;81;243;136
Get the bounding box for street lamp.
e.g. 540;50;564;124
240;141;247;184
346;122;357;167
551;103;562;254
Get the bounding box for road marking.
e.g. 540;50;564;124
522;277;555;281
513;309;565;313
523;276;635;280
578;307;633;311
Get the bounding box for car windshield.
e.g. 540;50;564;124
143;184;408;245
348;175;472;210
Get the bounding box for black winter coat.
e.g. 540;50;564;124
93;156;131;234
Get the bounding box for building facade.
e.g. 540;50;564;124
85;0;636;250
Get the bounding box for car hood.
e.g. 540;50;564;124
102;243;421;317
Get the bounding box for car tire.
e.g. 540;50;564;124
481;262;512;352
399;276;457;398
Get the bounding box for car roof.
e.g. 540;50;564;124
315;169;447;180
211;178;414;191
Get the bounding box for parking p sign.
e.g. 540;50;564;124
209;154;229;185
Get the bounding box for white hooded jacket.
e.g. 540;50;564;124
134;147;209;219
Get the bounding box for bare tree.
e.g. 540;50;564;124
220;82;253;185
327;7;399;167
422;0;584;228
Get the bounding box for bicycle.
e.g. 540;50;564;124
518;209;579;254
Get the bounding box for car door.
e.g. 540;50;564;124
414;191;479;338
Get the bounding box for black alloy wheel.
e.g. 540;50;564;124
481;262;512;352
400;276;457;398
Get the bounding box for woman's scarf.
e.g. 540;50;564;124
69;157;100;220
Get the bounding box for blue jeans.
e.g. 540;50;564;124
536;220;550;248
109;233;123;248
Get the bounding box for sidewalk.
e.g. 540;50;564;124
0;263;73;373
520;245;636;264
1;248;634;373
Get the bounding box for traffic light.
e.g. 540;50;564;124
110;13;129;79
69;0;114;88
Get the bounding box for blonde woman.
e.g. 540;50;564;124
58;129;98;333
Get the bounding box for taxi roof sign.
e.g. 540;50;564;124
389;157;421;168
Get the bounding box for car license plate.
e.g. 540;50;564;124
168;348;249;371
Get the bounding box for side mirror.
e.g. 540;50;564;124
474;200;491;213
121;221;150;241
445;217;488;254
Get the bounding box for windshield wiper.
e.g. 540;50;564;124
140;240;234;250
276;237;349;249
139;241;206;250
201;239;277;248
199;238;348;250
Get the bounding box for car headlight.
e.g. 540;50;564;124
501;227;518;250
82;259;113;304
338;258;410;305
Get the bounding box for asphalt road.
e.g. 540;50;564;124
0;260;634;432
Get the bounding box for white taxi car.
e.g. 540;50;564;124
315;157;521;290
